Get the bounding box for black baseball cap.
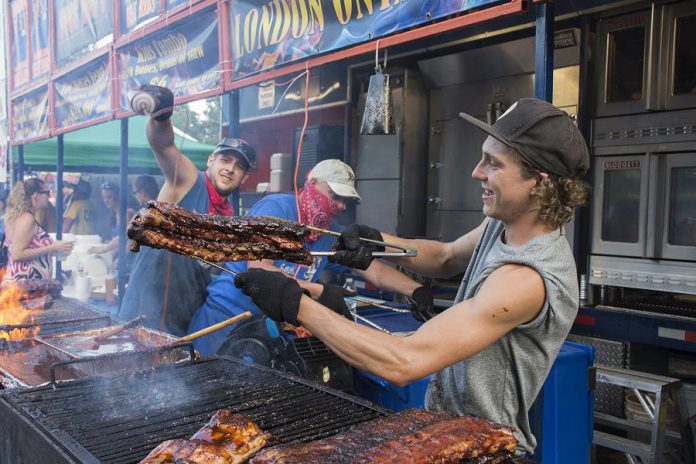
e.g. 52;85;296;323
458;98;590;178
212;138;256;170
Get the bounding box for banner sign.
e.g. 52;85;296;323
166;0;190;11
9;0;29;87
121;0;159;34
12;86;49;142
55;0;113;67
31;0;50;78
117;9;219;110
54;55;111;130
0;122;7;183
230;0;499;78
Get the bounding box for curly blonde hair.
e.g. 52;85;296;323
516;155;590;229
5;178;45;223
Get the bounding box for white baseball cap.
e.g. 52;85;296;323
307;159;361;201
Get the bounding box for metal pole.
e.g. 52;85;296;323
17;145;24;181
535;2;555;102
56;135;64;280
118;118;128;307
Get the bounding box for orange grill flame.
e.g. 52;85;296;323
0;281;40;341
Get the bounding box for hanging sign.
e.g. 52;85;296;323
121;0;159;34
0;122;7;183
31;0;50;78
230;0;499;78
117;9;219;110
55;0;113;68
12;86;49;143
54;55;112;130
9;0;29;87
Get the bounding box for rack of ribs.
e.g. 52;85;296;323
140;410;271;464
250;409;517;464
127;201;313;265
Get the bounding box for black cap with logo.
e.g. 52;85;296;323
458;98;590;178
212;138;256;170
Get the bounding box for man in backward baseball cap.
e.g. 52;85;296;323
274;97;592;455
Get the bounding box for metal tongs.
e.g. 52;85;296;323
305;226;417;258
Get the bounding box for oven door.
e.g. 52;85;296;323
663;1;696;110
591;155;650;257
659;153;696;261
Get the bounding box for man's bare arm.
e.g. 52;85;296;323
146;119;199;204
355;260;421;296
298;262;544;385
377;218;489;279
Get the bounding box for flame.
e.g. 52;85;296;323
0;281;40;341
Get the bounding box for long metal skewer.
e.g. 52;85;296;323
347;297;412;313
195;257;237;276
350;311;391;334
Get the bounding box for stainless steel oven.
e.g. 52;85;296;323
596;0;696;116
589;110;696;295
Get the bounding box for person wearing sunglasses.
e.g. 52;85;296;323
2;178;74;282
119;85;257;336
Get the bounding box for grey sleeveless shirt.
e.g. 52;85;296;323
424;219;579;454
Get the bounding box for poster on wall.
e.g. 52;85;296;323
31;0;50;78
55;0;113;68
117;9;219;110
54;55;111;131
9;0;29;87
12;86;49;143
230;0;499;78
121;0;159;34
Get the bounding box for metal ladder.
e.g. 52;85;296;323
593;366;690;464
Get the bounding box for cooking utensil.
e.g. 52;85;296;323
72;315;146;350
171;311;252;346
306;225;417;258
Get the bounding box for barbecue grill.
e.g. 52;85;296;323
0;356;387;464
0;297;112;337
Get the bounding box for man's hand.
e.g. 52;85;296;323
134;85;174;122
234;269;306;324
329;224;384;270
318;284;354;320
405;286;435;322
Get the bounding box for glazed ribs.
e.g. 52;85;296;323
250;409;518;464
140;410;271;464
127;201;313;265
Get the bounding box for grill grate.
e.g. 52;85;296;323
1;357;385;463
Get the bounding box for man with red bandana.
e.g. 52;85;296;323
119;85;256;336
188;159;432;356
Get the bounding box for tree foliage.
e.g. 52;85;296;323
171;96;221;145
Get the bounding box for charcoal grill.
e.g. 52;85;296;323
0;356;387;464
1;297;112;337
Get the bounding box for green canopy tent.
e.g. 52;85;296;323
12;116;216;173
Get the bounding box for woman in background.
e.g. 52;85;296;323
3;178;73;281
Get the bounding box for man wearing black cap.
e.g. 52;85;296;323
232;98;590;455
119;85;257;335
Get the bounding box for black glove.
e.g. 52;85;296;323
234;269;306;325
329;224;385;271
405;286;435;322
317;284;354;321
136;85;174;121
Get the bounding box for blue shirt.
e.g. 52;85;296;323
188;194;345;355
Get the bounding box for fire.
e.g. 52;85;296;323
0;281;40;341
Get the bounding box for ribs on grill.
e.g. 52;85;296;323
0;278;62;310
250;408;518;464
140;410;271;464
128;201;313;265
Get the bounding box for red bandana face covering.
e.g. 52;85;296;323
205;174;235;217
300;182;343;242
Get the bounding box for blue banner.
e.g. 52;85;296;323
55;0;113;68
121;0;159;34
54;56;112;130
31;0;50;78
9;0;29;87
117;9;220;110
230;0;500;78
12;86;49;142
166;0;190;10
